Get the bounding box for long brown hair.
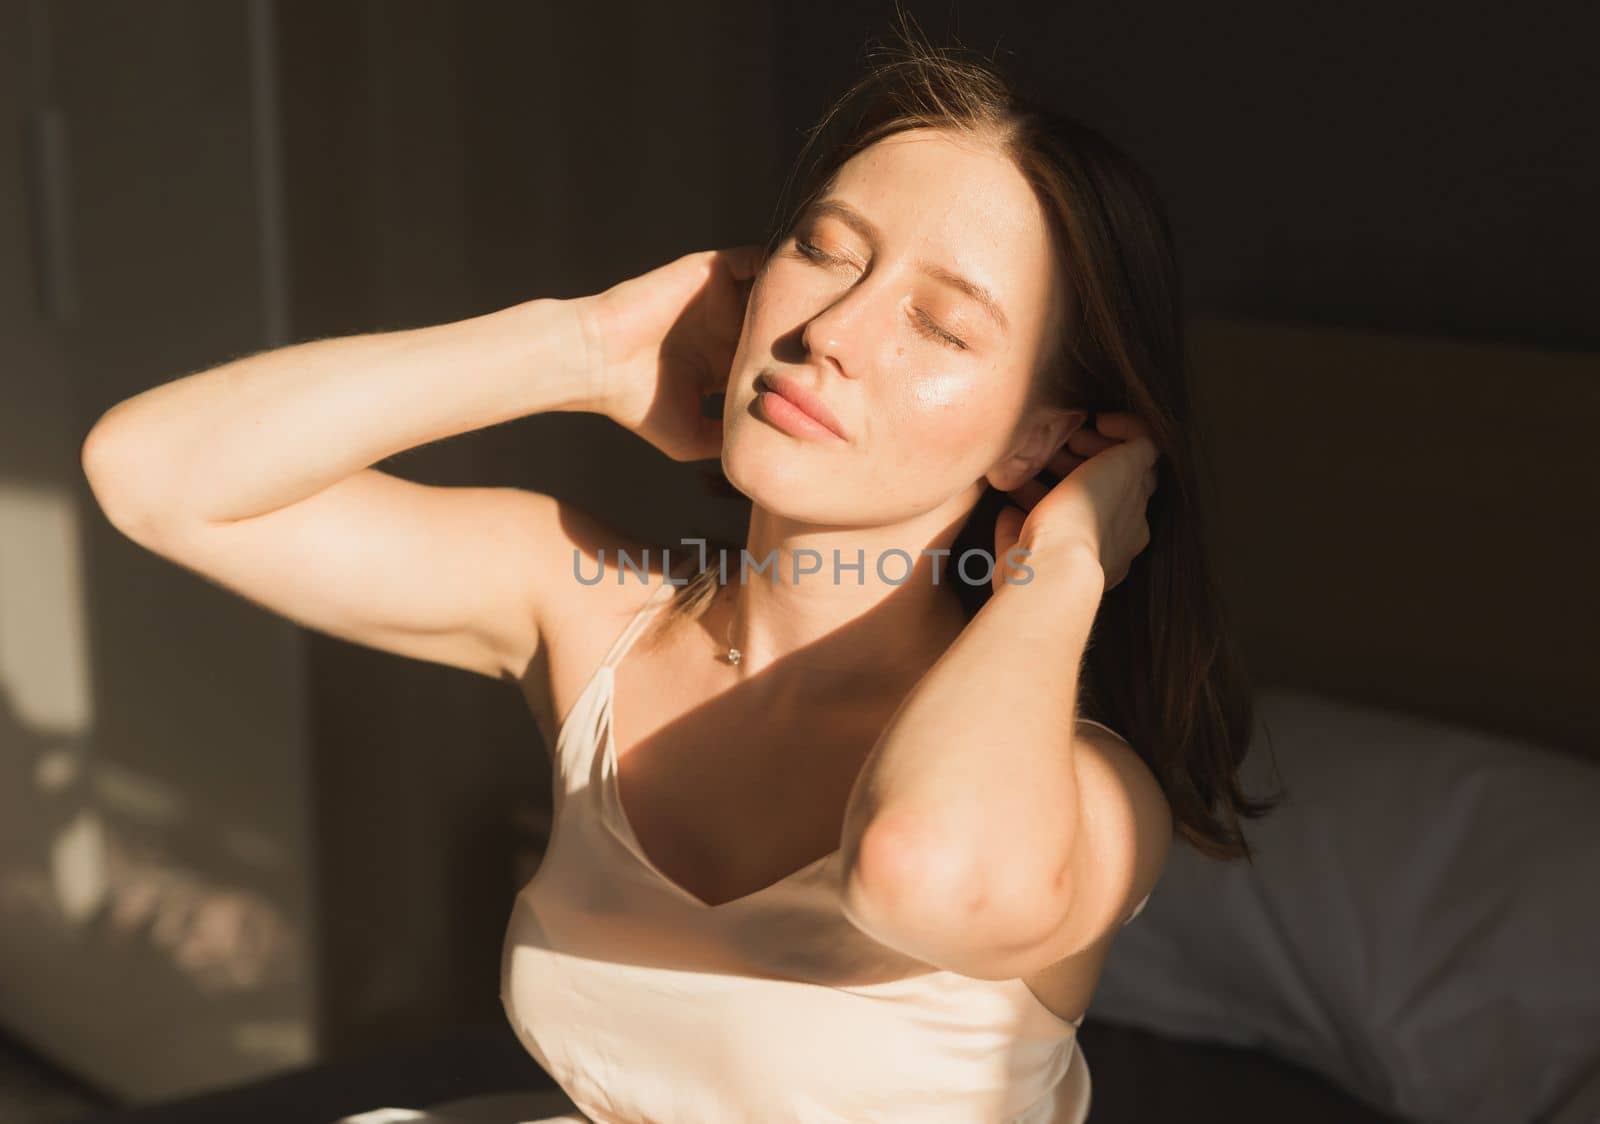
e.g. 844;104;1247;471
654;19;1283;862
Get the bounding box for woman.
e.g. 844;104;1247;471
83;26;1279;1124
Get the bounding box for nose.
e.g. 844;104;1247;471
799;277;884;380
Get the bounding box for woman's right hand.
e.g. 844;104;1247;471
576;245;763;462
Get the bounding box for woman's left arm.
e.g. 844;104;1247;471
838;412;1163;980
837;542;1104;978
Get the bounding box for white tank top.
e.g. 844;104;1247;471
497;565;1151;1123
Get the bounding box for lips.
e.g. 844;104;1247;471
756;372;849;440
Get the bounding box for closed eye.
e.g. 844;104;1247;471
796;237;968;350
913;309;967;350
795;237;844;266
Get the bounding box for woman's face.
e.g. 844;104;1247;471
721;125;1080;529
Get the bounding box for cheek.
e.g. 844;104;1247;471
730;288;788;378
890;368;1008;441
873;365;1027;484
908;371;966;410
747;267;812;327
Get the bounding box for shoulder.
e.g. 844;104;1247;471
515;495;682;653
502;495;687;738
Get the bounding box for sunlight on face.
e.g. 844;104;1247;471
721;127;1068;527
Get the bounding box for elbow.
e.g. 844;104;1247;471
841;819;931;958
81;422;167;545
840;815;990;955
841;813;1074;977
80;422;118;496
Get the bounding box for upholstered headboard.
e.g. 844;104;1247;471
1184;317;1600;760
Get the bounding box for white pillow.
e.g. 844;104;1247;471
1090;687;1600;1124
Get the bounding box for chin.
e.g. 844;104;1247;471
720;435;793;504
720;431;850;525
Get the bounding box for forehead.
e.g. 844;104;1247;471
817;128;1060;319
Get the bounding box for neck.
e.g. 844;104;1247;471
706;498;981;691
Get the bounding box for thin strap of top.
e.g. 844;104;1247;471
596;557;698;672
1076;715;1154;927
1076;715;1127;742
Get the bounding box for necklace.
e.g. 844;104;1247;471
721;584;743;666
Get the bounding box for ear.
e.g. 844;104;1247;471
984;404;1089;493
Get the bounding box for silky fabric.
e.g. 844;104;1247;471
497;566;1152;1123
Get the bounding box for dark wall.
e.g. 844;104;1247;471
274;0;779;1058
770;1;1597;353
7;0;320;1101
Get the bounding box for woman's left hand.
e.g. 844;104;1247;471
993;411;1161;593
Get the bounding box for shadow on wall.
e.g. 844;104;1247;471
0;478;313;1098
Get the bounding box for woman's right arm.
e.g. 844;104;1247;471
80;296;604;683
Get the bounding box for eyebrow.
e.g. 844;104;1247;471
803;198;1011;334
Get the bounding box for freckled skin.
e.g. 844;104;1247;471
720;127;1075;533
